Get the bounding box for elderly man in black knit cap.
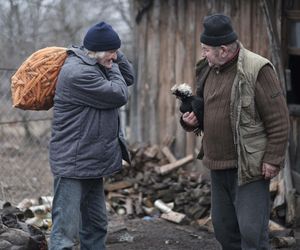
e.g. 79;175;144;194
49;22;134;250
181;14;289;249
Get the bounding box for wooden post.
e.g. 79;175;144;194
161;146;177;163
260;0;286;94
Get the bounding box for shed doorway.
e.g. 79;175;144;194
287;55;300;105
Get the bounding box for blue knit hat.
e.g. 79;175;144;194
83;22;121;52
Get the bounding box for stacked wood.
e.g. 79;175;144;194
105;142;297;246
270;151;296;227
104;143;211;223
154;199;187;224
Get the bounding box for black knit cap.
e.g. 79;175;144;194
83;22;121;52
200;14;237;46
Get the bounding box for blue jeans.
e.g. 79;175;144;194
49;177;107;250
211;169;270;250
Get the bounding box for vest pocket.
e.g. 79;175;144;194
240;96;252;125
243;141;265;177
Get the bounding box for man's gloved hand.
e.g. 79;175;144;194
113;50;134;86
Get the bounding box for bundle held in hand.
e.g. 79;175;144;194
11;47;68;110
171;83;204;131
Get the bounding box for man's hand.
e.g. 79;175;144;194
262;162;280;179
182;112;199;127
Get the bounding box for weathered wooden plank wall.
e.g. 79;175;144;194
130;0;276;157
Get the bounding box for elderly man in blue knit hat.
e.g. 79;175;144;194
181;14;289;249
49;21;134;250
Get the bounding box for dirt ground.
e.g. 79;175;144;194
106;216;300;250
106;216;220;250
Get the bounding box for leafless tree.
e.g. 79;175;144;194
0;0;134;68
0;0;134;139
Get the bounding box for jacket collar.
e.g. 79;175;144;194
67;46;98;65
213;44;240;74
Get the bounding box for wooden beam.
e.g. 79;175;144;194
160;210;186;224
292;170;300;194
161;146;177;163
154;199;186;224
284;149;296;225
288;104;300;117
155;154;193;175
104;180;133;192
260;0;286;94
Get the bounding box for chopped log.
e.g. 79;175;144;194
154;199;172;213
104;180;133;192
17;198;38;210
25;216;48;228
186;205;208;220
134;192;143;216
29;204;51;213
142;206;155;215
108;216;127;234
161;211;186;224
272;175;285;209
284;150;296;225
269;220;286;232
155;189;176;202
292;170;300;194
269;220;293;238
198;196;211;206
116;206;126;215
154;199;186;224
269;177;278;194
125;197;133;215
161;146;177;163
174;193;189;206
295;231;300;246
143;145;159;159
122;160;130;167
107;192;126;200
155;154;193;175
271;236;296;248
197;215;213;233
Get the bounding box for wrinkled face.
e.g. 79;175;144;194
97;50;118;68
201;44;223;67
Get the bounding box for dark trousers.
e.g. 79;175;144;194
211;169;270;250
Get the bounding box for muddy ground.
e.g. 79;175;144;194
106;216;300;250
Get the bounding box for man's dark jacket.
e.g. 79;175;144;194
49;47;134;178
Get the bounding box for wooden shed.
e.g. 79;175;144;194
129;0;300;223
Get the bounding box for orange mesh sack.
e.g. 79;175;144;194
11;47;68;110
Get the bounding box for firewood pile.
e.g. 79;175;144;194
103;143;298;248
104;143;212;225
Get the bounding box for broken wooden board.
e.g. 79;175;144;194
161;210;186;224
105;180;133;192
155;154;193;175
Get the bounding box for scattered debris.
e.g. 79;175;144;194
0;201;48;250
154;199;187;224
